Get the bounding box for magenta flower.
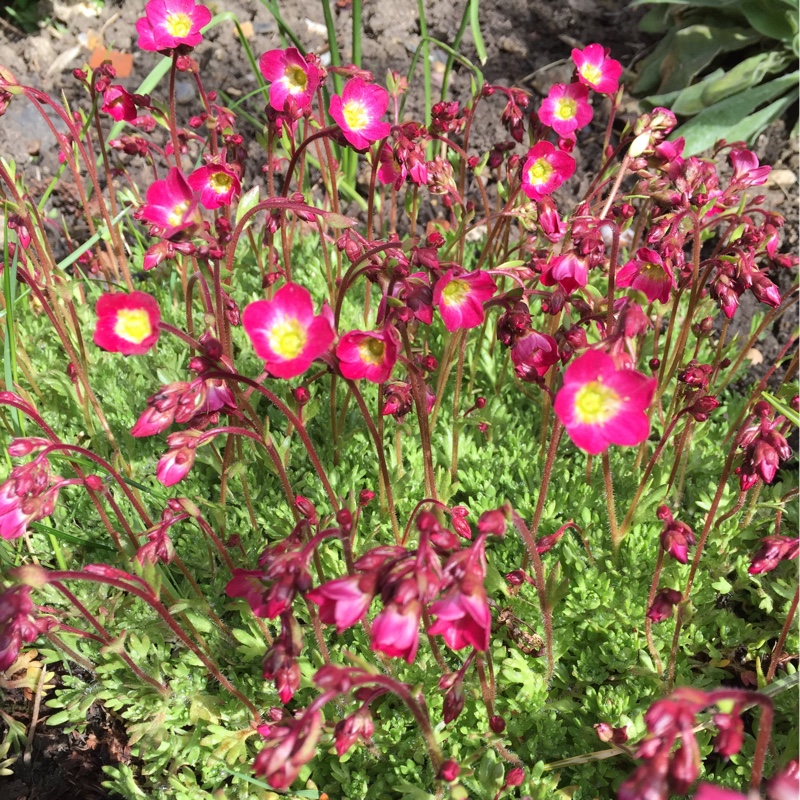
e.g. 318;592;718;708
538;82;593;136
377;142;405;188
138;168;201;239
370;600;421;663
93;291;161;356
616;247;676;304
511;330;559;381
540;252;589;296
188;164;241;209
0;460;60;542
0;585;53;670
767;760;800;800
658;507;696;565
729;148;771;187
428;578;491;651
334;707;374;756
102;86;137;122
748;535;799;575
242;283;335;379
254;711;323;790
136;0;212;52
329;78;391;150
259;48;320;113
521;141;576;200
554;349;656;454
571;44;622;95
693;785;747;800
306;575;376;633
336;326;399;383
433;269;497;332
647;588;682;623
156;431;200;487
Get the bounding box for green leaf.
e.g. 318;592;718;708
665;68;726;115
469;0;488;65
740;0;798;42
677;72;799;154
700;51;789;107
656;25;762;94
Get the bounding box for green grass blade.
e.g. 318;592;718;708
2;219;23;436
468;0;488;65
441;2;472;100
352;0;363;67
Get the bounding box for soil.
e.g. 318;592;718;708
0;1;796;797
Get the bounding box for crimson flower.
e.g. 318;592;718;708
253;711;323;790
336;326;399;383
748;535;799;575
554;349;656;454
137;168;201;239
616;247;676;304
136;0;211;52
538;82;593;135
93;291;161;356
427;575;491;651
370;600;421;663
305;575;376;633
259;48;320;113
571;44;622;95
433;269;497;332
188;164;241;209
102;86;137;122
329;78;391;150
647;588;682;623
521;141;576;200
540;252;589;296
242;284;335;379
0;585;53;670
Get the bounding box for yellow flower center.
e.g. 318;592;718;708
168;201;190;228
342;100;369;131
580;63;602;87
554;97;577;121
285;64;308;93
165;12;193;39
441;279;470;306
209;172;233;194
114;308;152;344
528;158;553;186
359;337;386;365
574;380;621;425
267;318;307;360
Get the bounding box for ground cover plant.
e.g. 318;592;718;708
0;1;798;798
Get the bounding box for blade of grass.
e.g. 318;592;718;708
417;0;432;130
321;0;343;96
258;0;307;52
29;521;117;555
352;0;363;67
468;0;488;65
2;218;23;436
441;3;472;100
56;207;131;272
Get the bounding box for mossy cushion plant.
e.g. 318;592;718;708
0;1;797;798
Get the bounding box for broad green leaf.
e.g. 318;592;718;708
677;71;799;154
666;68;725;115
657;25;762;93
700;50;789;106
740;0;798;42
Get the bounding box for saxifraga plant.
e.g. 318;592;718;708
0;1;798;798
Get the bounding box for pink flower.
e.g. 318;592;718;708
336;326;399;383
658;508;696;565
767;760;800;800
156;431;200;487
0;585;52;670
729;148;771;187
693;785;747;800
254;711;323;790
93;291;161;356
521;141;576;200
259;48;320;113
554;349;656;454
433;269;497;332
370;600;421;663
138;168;201;239
242;284;335;379
427;580;491;651
306;575;376;633
102;86;137;122
511;330;559;381
540;252;589;296
377;142;405;188
616;247;676;304
748;535;799;575
571;44;622;95
334;707;374;756
136;0;212;52
538;82;593;136
329;78;391;150
647;588;682;623
188;164;241;209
